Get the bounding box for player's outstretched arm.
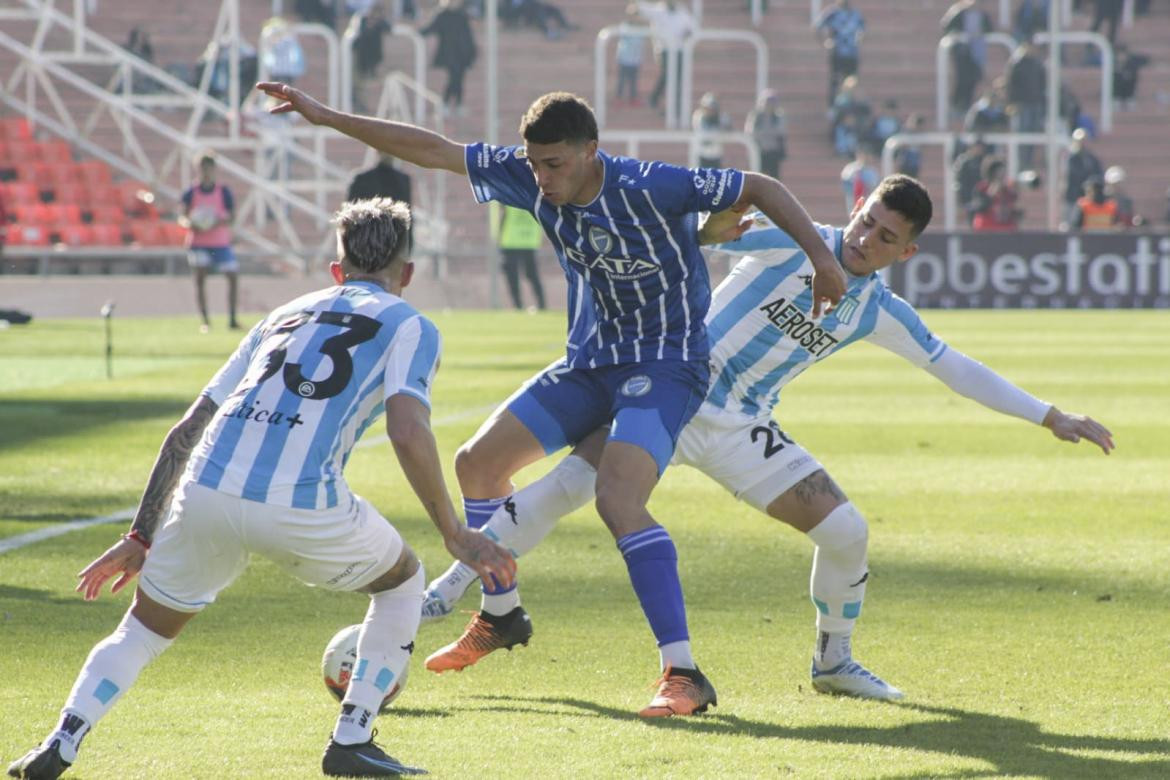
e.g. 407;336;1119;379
255;82;467;175
1041;406;1115;454
697;202;751;245
922;348;1114;455
385;394;516;587
737;172;846;316
76;395;219;601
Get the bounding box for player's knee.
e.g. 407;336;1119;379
454;441;492;489
594;483;639;536
361;546;422;594
812;501;869;552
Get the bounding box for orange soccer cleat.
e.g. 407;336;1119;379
424;607;533;673
638;665;718;718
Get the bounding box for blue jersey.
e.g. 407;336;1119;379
466;143;744;368
704;215;946;419
186;281;441;510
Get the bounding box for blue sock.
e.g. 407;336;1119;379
464;496;515;595
617;526;689;646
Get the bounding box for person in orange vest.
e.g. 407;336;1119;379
1071;177;1119;231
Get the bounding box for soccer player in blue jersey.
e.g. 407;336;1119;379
255;81;847;717
7;199;515;780
419;175;1114;700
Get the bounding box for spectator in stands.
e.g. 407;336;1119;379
421;0;478;116
941;0;994;123
498;205;546;311
965;78;1010;133
971;157;1022;232
816;0;865;107
197;36;258;106
121;27;158;93
1070;177;1119;231
1103;166;1141;228
692;92;731;168
745;89;787;179
1113;44;1151;111
348;2;393;113
635;1;695;117
1013;0;1048;42
839;144;879;214
260;17;307;86
1005;39;1045;168
1089;0;1123;47
614;6;647;106
868;98;901;150
893;112;925;178
179;152;239;333
294;0;337;28
504;1;578;40
1063;128;1103;224
953;136;990;225
348;153;413;206
830;75;870;158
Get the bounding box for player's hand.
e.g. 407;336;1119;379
255;82;332;125
75;536;148;601
810;255;847;317
445;527;517;589
697;203;752;245
1042;407;1114;455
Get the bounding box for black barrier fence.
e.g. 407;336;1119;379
885;232;1170;309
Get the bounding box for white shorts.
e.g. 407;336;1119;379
672;405;824;512
139;481;404;613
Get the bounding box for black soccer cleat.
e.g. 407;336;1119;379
6;740;70;780
322;735;427;777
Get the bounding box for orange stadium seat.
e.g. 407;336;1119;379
15;203;51;225
87;204;126;225
50;182;87;205
45;162;79;189
2;181;40;205
45;203;82;225
14;162;50;189
128;220;167;246
54;223;93;246
0;117;33;141
5;224;50;246
38;140;72;165
161;222;190;246
77;160;112;188
88;223;125;246
82;184;121;210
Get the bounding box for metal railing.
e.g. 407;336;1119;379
340;21;427;118
881;131;1073;231
936;31;1113;133
681;29;768;130
600;129;761;172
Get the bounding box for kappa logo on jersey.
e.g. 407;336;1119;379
833;295;860;325
620;375;653;397
758;296;841;357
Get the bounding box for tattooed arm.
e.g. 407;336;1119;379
75;396;218;601
384;394;516;589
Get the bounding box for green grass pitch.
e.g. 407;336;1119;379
1;310;1168;779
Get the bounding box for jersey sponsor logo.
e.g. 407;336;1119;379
587;225;615;255
620;375;653;397
494;148;511;164
833;295;860;325
563;245;660;281
694;169;736;208
224;400;305;429
758;296;841;357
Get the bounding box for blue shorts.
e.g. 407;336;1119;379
506;359;709;475
188;246;238;272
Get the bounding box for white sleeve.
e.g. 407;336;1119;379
383;315;442;409
199;322;264;406
923;347;1052;425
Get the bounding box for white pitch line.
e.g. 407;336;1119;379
0;402;501;555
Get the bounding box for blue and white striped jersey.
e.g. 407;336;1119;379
466;143;744;368
704;215;947;419
186;281;441;510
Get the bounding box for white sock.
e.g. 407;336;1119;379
806;502;868;668
50;612;174;762
816;630;853;670
334;566;424;746
659;640;695;671
427;455;597;611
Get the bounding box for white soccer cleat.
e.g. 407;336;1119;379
419;588;454;624
810;659;904;701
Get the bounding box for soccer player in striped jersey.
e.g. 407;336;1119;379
255;82;846;717
420;175;1114;700
7;200;514;780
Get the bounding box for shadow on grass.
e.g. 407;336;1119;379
0;584;80;605
0;397;189;451
465;695;1170;778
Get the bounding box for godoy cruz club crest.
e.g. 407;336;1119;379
587;225;615;255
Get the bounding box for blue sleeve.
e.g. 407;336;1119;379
646;162;744;217
221;186;234;213
465;143;540;210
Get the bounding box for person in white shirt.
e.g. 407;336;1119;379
634;1;695;115
418;175;1113;702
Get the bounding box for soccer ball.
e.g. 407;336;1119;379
189;206;218;232
321;624;408;714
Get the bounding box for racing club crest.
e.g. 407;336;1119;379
833;295;860;325
587;225;615;255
